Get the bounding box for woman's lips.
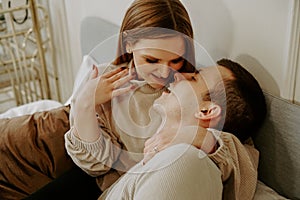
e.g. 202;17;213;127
149;73;168;85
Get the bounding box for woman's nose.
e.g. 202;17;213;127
159;65;170;78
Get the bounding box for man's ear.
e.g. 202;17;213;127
194;101;221;128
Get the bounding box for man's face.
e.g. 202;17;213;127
153;66;233;125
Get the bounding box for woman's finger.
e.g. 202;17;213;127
143;152;156;165
102;66;127;79
112;85;135;97
144;130;161;147
112;73;135;89
89;65;98;80
144;138;158;154
144;136;156;148
108;68;129;83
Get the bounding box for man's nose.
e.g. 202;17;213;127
173;73;185;83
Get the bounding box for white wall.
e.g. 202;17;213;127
185;0;293;97
64;0;132;78
62;0;298;102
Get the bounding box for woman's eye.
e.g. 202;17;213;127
171;57;183;64
146;58;158;63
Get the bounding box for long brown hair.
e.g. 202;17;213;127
113;0;196;73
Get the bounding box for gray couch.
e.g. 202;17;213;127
253;92;300;199
81;16;300;200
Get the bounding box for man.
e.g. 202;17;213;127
0;58;266;200
71;58;266;199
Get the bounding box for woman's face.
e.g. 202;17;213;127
130;36;185;89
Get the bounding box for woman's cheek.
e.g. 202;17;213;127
136;63;155;78
135;67;146;79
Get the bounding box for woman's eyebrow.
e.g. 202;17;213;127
142;55;183;62
142;55;160;60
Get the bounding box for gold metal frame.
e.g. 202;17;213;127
0;0;60;113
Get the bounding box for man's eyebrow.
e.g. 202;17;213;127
190;70;201;81
191;76;197;81
182;71;199;81
192;74;198;81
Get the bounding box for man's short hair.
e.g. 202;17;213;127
204;59;266;142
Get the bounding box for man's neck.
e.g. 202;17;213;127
158;114;195;133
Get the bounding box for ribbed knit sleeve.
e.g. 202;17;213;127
65;126;121;177
208;131;259;200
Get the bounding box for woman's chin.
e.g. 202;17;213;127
147;79;167;89
147;74;168;89
149;82;165;89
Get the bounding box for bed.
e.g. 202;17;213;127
1;16;299;200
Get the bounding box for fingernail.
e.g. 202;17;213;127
93;65;96;70
130;84;137;90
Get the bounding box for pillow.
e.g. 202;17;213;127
0;100;63;119
0;105;75;199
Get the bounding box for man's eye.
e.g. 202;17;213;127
146;58;158;63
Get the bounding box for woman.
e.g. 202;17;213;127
66;0;202;191
25;0;260;199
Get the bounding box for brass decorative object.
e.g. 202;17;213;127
0;0;60;113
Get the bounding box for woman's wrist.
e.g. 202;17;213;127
73;94;95;113
200;130;217;154
72;96;100;142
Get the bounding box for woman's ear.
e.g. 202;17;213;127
194;101;221;128
126;43;133;54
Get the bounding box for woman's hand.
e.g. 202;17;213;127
72;65;135;142
76;65;135;109
93;65;135;105
143;126;217;164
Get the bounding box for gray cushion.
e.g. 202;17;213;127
253;92;300;200
254;181;288;200
80;16;119;64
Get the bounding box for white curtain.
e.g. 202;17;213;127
46;0;74;103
